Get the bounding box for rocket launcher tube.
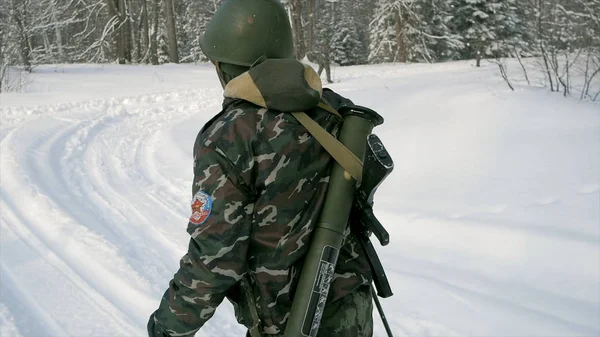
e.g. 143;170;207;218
284;109;383;337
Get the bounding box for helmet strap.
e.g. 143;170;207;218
215;61;228;88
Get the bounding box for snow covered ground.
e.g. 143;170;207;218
1;60;599;337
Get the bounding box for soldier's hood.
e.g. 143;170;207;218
223;58;322;112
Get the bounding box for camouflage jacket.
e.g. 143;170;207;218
151;59;372;337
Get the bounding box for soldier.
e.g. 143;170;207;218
147;0;373;336
307;49;334;84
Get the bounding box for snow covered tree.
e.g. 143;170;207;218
369;0;464;63
290;0;307;59
330;0;370;65
105;0;133;64
8;0;33;71
311;0;335;61
175;0;221;63
414;0;464;61
149;0;159;64
449;0;519;66
331;24;365;66
0;1;11;92
368;0;404;63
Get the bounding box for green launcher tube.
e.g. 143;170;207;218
284;114;376;337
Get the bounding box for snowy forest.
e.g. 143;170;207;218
0;0;599;98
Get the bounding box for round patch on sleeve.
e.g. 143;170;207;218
189;190;212;225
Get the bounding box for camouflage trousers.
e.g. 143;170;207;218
317;284;374;337
247;284;374;337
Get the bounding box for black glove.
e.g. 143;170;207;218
147;312;170;337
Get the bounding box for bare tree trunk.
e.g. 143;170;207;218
0;26;7;93
117;0;132;64
514;46;530;85
141;0;150;63
586;56;600;102
125;0;133;62
43;33;51;59
0;66;6;94
163;0;179;63
307;0;313;52
581;52;591;100
106;0;120;62
584;65;600;98
108;0;133;64
52;4;65;62
11;0;32;72
290;0;305;59
495;58;514;91
312;0;320;53
550;49;563;93
149;0;159;65
130;0;141;62
393;8;407;63
534;0;557;91
564;52;570;96
540;43;554;91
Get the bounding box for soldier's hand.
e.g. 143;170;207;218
147;312;171;337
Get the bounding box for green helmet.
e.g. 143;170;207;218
200;0;295;67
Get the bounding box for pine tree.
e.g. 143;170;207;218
175;0;221;63
415;0;464;61
369;0;465;63
449;0;518;66
368;0;402;63
312;0;336;59
331;0;369;66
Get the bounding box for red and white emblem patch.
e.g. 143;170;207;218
189;190;212;225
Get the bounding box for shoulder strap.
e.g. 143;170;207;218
317;101;342;118
291;109;363;183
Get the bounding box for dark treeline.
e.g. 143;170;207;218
0;0;599;97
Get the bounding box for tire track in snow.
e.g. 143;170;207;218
0;260;70;337
123;94;222;219
11;112;177;291
1;89;230;336
1;200;141;336
1;116;161;334
53;110;183;281
68;90;223;267
0;159;153;328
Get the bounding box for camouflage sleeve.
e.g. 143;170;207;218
152;143;254;337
